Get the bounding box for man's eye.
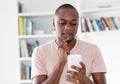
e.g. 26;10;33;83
71;23;77;26
60;22;66;25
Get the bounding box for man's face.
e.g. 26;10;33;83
53;8;79;42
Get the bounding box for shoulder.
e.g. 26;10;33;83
34;40;56;52
77;39;98;49
76;39;101;56
32;40;56;58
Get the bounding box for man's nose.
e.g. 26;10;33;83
64;23;71;30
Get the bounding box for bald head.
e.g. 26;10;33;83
55;4;79;18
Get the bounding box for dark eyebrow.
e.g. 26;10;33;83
59;19;78;22
72;19;78;21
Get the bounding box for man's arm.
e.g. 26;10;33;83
92;72;106;84
33;60;66;84
77;72;106;84
33;40;70;84
33;75;47;84
66;62;106;84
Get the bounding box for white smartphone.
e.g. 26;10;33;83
67;54;81;72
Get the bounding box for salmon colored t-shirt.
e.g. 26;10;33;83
31;40;106;84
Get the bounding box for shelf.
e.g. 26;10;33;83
79;30;120;37
18;12;54;17
20;80;33;84
18;34;56;39
20;57;31;61
79;6;120;13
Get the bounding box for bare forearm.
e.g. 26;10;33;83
42;61;66;84
81;76;94;84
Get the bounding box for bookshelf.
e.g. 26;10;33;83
78;0;120;41
18;1;57;84
18;14;56;83
78;1;120;84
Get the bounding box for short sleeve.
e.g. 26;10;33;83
91;45;107;73
31;47;47;79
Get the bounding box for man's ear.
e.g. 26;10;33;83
53;19;55;27
53;19;56;32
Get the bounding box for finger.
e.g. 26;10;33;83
58;41;64;47
66;72;75;79
76;80;80;84
67;70;77;74
64;37;70;42
71;65;82;72
66;75;75;83
67;70;81;82
67;70;78;77
59;41;68;48
80;62;86;70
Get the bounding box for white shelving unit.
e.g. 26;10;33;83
78;2;120;40
18;13;56;83
18;1;57;84
79;6;120;13
18;12;54;17
18;34;56;39
20;80;33;84
79;1;120;84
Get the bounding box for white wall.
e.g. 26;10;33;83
19;0;78;13
82;32;120;84
81;0;120;10
0;0;19;84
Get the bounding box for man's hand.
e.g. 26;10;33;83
66;62;86;84
58;38;70;62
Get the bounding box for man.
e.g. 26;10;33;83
32;4;107;84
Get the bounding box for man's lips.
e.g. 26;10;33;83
63;34;71;38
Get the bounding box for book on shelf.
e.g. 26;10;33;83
23;17;27;35
80;16;120;33
28;40;39;57
21;63;31;80
86;17;93;32
92;19;99;31
105;17;116;30
18;17;23;35
18;17;33;35
20;39;29;58
26;20;33;35
112;17;120;30
18;1;23;13
100;17;110;31
20;39;39;58
99;19;106;31
94;19;103;31
21;63;25;80
81;17;90;32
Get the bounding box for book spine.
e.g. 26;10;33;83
105;17;115;30
101;17;110;31
18;17;23;35
114;17;120;30
86;17;93;32
92;19;99;31
20;39;29;57
26;20;33;35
